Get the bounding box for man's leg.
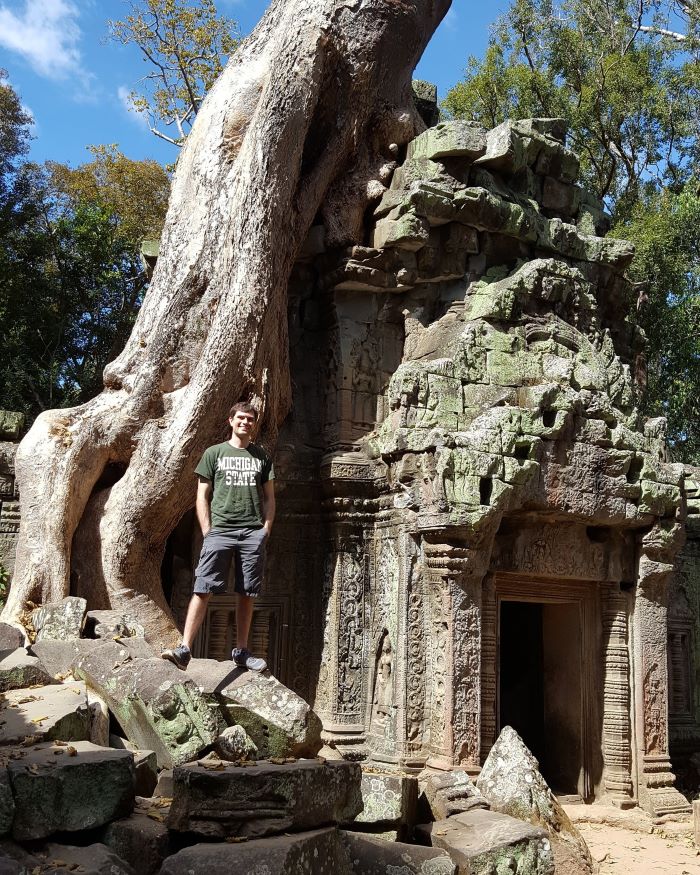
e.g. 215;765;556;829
183;593;211;650
232;527;267;670
235;593;254;650
163;530;232;669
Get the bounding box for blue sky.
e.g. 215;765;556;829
0;0;509;169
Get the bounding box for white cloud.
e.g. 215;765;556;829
0;0;84;80
442;8;458;31
117;85;149;130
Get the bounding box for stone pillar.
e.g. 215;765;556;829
423;538;482;771
601;582;634;806
633;524;691;816
315;452;375;759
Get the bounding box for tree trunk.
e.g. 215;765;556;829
4;0;450;645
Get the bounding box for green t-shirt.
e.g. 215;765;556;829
195;442;274;530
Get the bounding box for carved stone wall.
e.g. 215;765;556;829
157;117;698;816
0;412;24;577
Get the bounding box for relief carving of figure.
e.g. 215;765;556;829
371;631;394;732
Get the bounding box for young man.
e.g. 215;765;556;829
162;402;275;671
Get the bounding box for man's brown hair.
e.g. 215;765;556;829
229;401;258;420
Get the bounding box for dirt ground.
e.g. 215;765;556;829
565;804;700;874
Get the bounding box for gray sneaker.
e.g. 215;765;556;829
232;648;267;671
161;643;191;670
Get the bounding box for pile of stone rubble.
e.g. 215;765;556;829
0;597;592;873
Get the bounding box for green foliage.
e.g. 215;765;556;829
615;185;700;462
109;0;240;146
444;0;700;222
446;0;700;460
0;76;171;418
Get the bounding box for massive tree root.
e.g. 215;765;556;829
5;0;450;644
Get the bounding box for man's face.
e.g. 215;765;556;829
229;410;256;438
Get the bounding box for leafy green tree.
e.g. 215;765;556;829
616;185;700;462
109;0;240;146
0;134;171;416
444;0;700;222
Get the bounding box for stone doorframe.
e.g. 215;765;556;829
482;573;601;801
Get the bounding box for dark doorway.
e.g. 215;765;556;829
499;600;583;796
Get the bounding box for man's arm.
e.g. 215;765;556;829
262;480;275;535
196;477;213;536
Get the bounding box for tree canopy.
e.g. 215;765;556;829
109;0;240;146
445;0;700;461
0;83;170;417
444;0;700;222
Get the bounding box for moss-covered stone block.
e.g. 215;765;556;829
407;120;487;161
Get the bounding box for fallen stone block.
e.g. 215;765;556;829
85;610;146;640
38;842;135;875
159;828;353;875
214;724;258;761
0;773;13;838
187;658;322;759
0;627;24;652
101;801;171;875
417;809;554;875
407;121;487;161
694;798;700;847
0;682;91;746
153;769;173;798
87;689;110;747
8;741;134;840
133;750;158;798
420;769;488;821
74;643;222;768
477;726;593;875
168;758;362;840
32;597;87;642
350;770;418;831
0;839;41;874
29;638;103;678
340;830;457;874
0;649;55;692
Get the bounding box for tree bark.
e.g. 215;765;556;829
4;0;450;645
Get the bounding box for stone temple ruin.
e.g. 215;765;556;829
4;106;700;831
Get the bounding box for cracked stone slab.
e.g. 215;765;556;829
168;758;362;839
101;800;171;875
0;650;56;693
33;843;135;875
160;828;353;875
340;830;457;874
417;809;554;875
8;741;134;840
187;658;322;759
74;643;223;768
0;682;90;746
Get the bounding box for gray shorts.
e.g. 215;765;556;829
194;527;267;597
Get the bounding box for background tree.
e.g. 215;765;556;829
445;0;700;461
109;0;240;146
620;184;700;461
0;136;170;417
444;0;699;222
